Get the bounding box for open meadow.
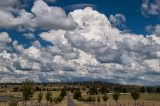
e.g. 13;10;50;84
1;91;160;106
74;93;160;106
0;82;160;106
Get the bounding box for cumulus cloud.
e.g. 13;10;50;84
31;0;77;30
154;24;160;36
145;24;160;36
141;0;160;16
0;0;21;12
23;33;35;39
0;6;159;85
0;0;77;30
109;14;126;28
0;32;12;51
0;9;34;28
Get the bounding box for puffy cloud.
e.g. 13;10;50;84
141;0;160;16
31;0;77;30
145;24;160;36
145;25;154;34
0;32;12;51
0;9;34;28
0;7;159;85
23;33;35;39
0;0;77;30
40;30;66;44
0;0;19;6
0;0;21;12
154;24;160;36
109;14;126;28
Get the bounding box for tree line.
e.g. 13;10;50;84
73;88;140;106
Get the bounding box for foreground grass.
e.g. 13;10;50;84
1;91;160;106
80;92;160;101
0;91;63;106
74;93;160;106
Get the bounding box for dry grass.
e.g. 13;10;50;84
0;91;62;106
81;92;160;101
0;102;7;106
1;91;160;106
74;93;160;106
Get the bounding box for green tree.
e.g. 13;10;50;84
131;89;140;106
73;90;81;100
88;86;98;95
54;96;62;104
140;87;145;93
38;91;43;106
46;91;52;106
49;97;53;104
102;94;109;106
21;79;34;106
54;97;58;104
100;86;108;94
60;89;67;99
97;96;101;106
92;96;96;105
156;86;160;93
112;91;120;106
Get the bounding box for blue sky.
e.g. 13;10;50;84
0;0;159;85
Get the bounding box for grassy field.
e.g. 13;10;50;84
0;91;64;106
0;90;160;106
74;93;160;106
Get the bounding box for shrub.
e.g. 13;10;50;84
8;99;18;106
73;90;81;100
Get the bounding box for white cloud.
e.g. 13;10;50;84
31;0;77;30
23;33;35;39
145;24;160;37
0;0;19;6
0;0;77;30
141;0;160;16
0;0;21;12
0;9;34;28
109;14;126;28
0;7;160;85
145;25;154;34
0;32;12;51
154;24;160;36
40;30;67;44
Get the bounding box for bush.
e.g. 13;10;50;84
46;91;52;103
13;87;19;92
8;99;18;106
131;89;140;101
49;97;53;104
73;90;81;100
38;91;43;104
112;91;120;102
60;89;67;99
88;86;98;95
21;79;35;106
97;96;101;103
54;96;63;104
87;96;96;102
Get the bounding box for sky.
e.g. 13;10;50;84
0;0;160;85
